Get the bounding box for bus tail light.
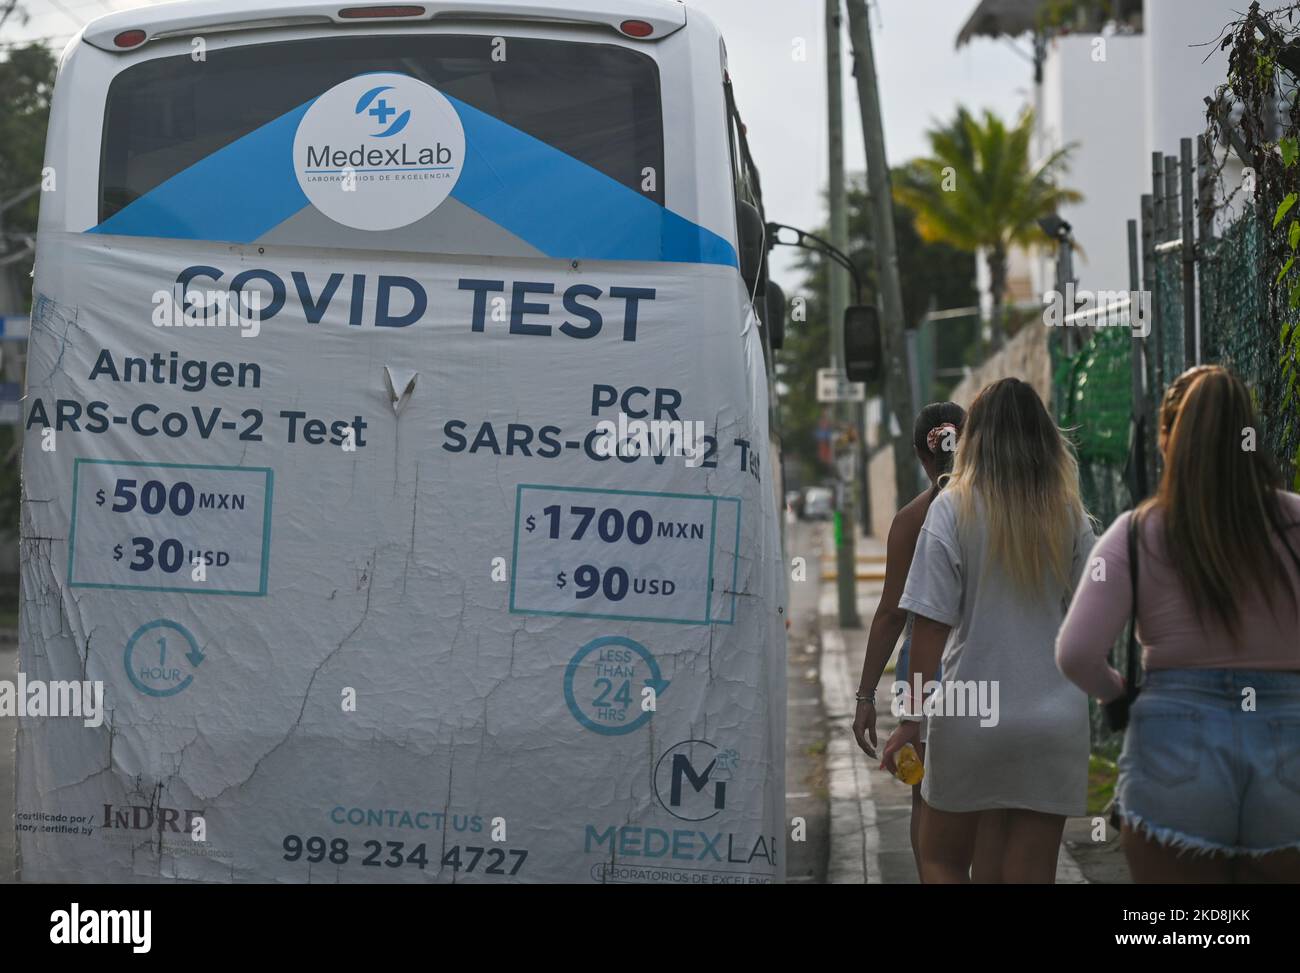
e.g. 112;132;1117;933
619;19;654;38
113;29;147;49
338;5;427;18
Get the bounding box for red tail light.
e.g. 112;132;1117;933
113;29;147;49
619;19;654;38
338;5;426;18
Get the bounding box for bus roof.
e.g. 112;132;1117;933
82;0;689;53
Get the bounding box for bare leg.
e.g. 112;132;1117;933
1232;849;1300;883
908;741;926;879
1000;810;1067;884
918;803;979;884
1121;824;1234;883
909;786;924;878
971;809;1009;883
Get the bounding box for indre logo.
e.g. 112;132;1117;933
101;803;203;835
293;72;465;231
653;739;738;822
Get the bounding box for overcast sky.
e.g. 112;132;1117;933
4;0;1029;289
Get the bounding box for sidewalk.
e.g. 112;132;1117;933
817;531;1130;884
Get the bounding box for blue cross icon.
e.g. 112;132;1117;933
369;98;397;125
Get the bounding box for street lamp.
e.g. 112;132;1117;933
1038;213;1078;354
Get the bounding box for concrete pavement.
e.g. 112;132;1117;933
784;516;830;884
812;524;1129;884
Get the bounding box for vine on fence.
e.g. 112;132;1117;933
1207;0;1300;486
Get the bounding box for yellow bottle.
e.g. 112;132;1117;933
895;743;924;786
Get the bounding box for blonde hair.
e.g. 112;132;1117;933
944;378;1087;596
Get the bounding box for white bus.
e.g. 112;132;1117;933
17;0;787;884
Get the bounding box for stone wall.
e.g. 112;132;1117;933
862;322;1054;539
948;322;1052;409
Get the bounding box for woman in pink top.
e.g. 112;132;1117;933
1057;365;1300;882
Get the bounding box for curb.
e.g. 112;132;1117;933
818;615;879;884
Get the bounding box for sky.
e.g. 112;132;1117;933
2;0;1031;289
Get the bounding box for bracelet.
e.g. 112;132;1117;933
855;690;876;704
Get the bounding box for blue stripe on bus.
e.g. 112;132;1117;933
446;95;737;268
89;102;315;242
87;92;738;269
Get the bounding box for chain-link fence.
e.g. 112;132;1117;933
1049;184;1298;754
1054;325;1133;531
1200;217;1300;474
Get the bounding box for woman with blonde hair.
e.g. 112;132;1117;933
881;377;1095;883
1057;365;1300;882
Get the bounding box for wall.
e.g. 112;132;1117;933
1145;0;1238;167
1040;32;1148;296
948;318;1053;410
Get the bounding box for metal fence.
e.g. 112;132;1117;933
1050;135;1299;754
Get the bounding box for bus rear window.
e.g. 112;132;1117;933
99;33;664;221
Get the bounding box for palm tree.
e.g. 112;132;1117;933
893;107;1081;351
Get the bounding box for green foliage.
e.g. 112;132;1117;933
1281;135;1299;168
1036;0;1140;33
777;172;977;485
892;107;1080;347
1273;191;1297;228
1207;1;1300;487
0;42;56;245
0;42;55;537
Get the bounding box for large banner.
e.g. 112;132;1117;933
14;230;787;882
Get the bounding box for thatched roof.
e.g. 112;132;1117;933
955;0;1044;48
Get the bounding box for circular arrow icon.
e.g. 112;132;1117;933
124;619;203;698
564;636;668;736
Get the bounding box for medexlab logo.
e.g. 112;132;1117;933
653;739;737;822
294;72;465;231
357;85;411;137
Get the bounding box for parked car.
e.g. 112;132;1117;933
802;486;834;520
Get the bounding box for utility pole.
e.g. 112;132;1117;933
826;0;860;629
845;0;915;515
0;184;42;314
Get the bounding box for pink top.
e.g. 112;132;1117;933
1056;491;1300;701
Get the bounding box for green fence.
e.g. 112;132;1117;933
1050;210;1298;755
1054;215;1293;527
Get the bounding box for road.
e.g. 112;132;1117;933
783;515;829;883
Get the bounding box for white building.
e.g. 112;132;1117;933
962;0;1244;312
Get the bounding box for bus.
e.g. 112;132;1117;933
16;0;787;884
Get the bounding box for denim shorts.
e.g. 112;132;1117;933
895;633;943;685
1116;668;1300;857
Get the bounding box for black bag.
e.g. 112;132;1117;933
1103;512;1142;733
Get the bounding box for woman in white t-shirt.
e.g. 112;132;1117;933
881;377;1095;883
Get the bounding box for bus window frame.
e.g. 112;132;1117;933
94;29;669;225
